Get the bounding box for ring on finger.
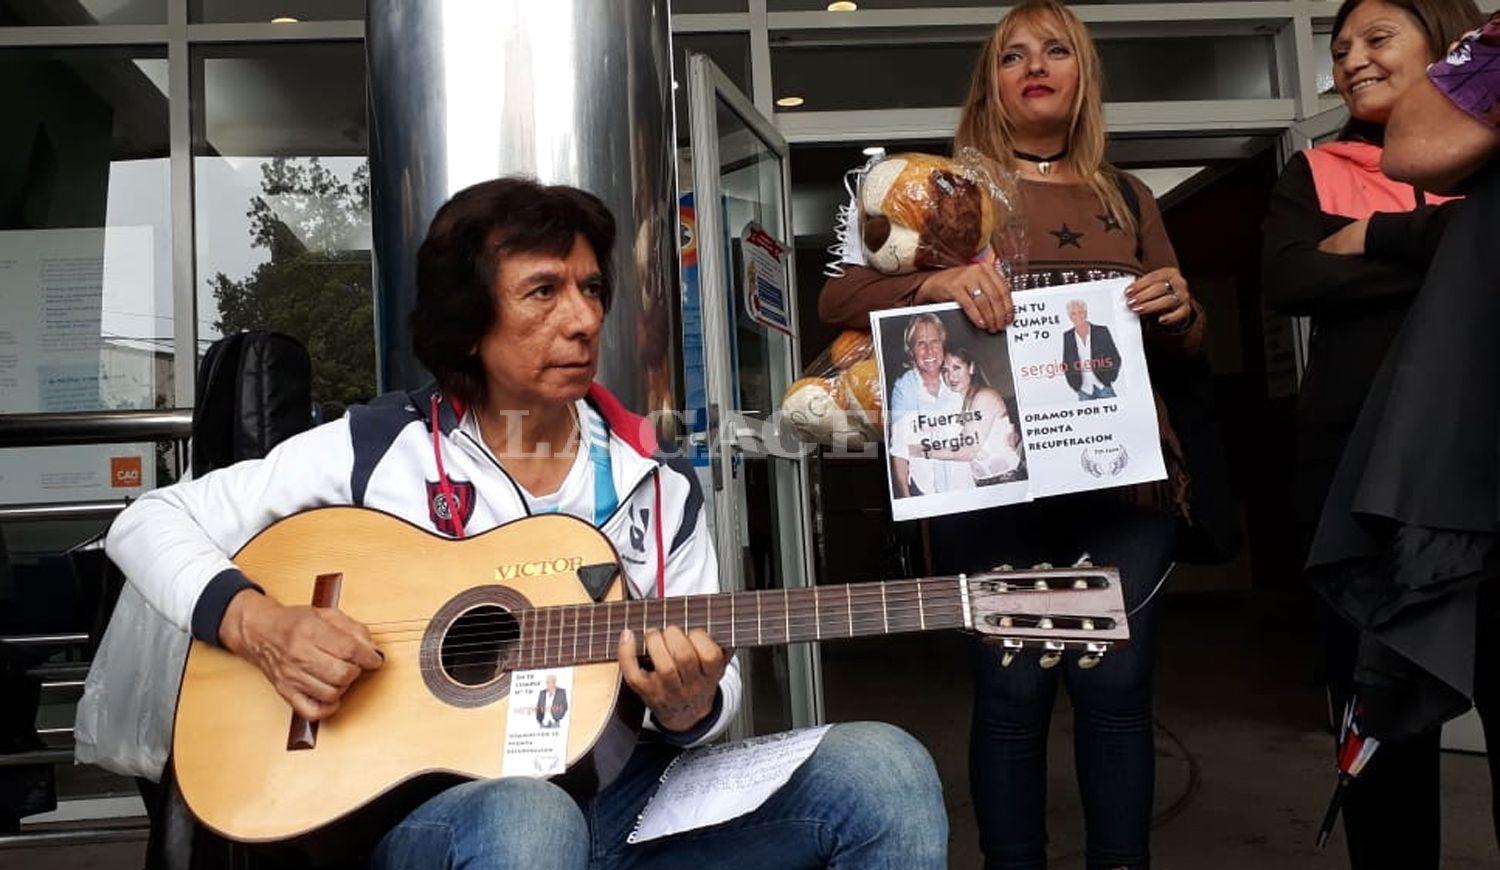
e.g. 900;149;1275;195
969;287;983;298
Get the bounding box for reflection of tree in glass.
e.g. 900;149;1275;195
210;157;375;408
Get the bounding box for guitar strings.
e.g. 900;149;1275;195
359;598;986;643
358;591;972;633
360;623;1123;680
387;622;1118;655
349;590;1114;669
347;575;1108;630
344;582;1120;663
365;610;1119;657
361;619;1122;677
355;584;1095;634
351;582;960;630
358;592;1104;644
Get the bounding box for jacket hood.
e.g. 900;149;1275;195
1313;140;1385;173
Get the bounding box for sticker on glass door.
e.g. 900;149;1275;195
741;222;794;337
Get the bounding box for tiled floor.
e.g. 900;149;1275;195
4;589;1494;869
820;590;1497;869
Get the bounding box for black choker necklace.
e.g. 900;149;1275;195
1013;148;1068;175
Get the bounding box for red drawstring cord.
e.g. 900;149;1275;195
430;393;467;539
430;392;654;593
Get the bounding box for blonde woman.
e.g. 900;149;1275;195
821;2;1205;867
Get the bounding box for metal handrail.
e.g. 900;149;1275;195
0;826;149;849
0;633;90;646
0;500;132;522
0;408;192;449
0;749;75;768
0;411;193;851
29;662;90;678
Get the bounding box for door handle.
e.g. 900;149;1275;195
707;403;724;491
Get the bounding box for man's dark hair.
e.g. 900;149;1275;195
410;177;616;407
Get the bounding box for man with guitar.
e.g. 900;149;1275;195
105;178;946;868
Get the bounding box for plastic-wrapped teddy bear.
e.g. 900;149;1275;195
778;150;1024;449
780;330;882;448
858;153;1001;274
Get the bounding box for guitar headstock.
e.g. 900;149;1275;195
963;564;1128;668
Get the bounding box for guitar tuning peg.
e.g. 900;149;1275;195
1073;579;1089;590
999;616;1014;629
998;637;1023;668
991;564;1014;572
1037;617;1054;630
1081;618;1095;631
1078;653;1103;670
1033;562;1054;570
1039;651;1062;669
1033;579;1048;591
1072;553;1094;567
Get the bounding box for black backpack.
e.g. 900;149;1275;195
191;331;313;477
152;332;315;868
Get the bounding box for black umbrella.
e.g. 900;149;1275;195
1306;160;1500;742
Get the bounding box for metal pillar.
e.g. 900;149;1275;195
367;0;679;416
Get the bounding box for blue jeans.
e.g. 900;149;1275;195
370;721;946;869
930;495;1176;870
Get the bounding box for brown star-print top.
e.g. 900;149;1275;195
1013;175;1174;291
821;172;1196;339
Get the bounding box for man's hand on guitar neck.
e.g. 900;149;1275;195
220;589;385;722
618;627;727;733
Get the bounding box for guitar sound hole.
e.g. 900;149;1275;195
440;605;519;687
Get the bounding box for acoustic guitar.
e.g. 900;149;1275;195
172;507;1129;843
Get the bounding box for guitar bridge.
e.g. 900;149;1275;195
288;572;342;751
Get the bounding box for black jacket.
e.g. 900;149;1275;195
1060;324;1121;393
536;688;568;725
1262;151;1456;523
1308;160;1500;740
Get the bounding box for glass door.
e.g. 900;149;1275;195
683;53;822;736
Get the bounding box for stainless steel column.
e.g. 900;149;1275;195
367;0;679;417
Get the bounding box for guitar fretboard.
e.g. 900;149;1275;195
512;579;966;670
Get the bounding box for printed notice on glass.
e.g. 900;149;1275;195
501;668;575;777
628;725;832;844
870;278;1165;521
741;222;794;337
0;226;157;414
0;227;159;501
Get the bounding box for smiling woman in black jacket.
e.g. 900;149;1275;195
1261;0;1481;866
1263;139;1456;526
